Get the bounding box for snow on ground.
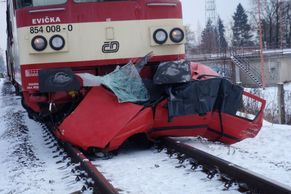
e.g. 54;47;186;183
0;78;83;194
175;120;291;187
247;82;291;123
95;120;291;194
94;147;240;194
0;77;290;193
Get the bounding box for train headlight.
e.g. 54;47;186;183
50;35;65;50
170;28;184;43
31;36;47;51
153;29;168;44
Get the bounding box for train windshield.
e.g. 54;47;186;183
16;0;67;9
74;0;130;2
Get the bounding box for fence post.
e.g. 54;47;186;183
277;83;286;124
235;65;241;84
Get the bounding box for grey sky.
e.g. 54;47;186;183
0;0;251;53
182;0;251;37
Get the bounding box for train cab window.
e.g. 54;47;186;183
16;0;67;9
74;0;131;3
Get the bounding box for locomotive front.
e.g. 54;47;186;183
8;0;185;113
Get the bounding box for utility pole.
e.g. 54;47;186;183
258;0;265;88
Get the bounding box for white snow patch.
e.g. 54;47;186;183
95;148;240;194
175;120;291;186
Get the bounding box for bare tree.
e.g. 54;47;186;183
249;0;291;48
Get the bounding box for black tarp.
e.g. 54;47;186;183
39;68;80;93
153;61;191;85
214;78;243;115
166;78;243;120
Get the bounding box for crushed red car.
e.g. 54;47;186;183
56;61;266;152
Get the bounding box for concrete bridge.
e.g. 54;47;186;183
187;48;291;87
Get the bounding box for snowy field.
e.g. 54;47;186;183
247;83;291;124
0;77;290;193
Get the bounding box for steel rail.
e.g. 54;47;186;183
160;137;291;194
62;142;119;194
44;124;119;194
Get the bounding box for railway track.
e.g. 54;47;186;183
158;138;291;194
41;123;118;194
42;119;291;194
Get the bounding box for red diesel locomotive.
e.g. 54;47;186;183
6;0;266;152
